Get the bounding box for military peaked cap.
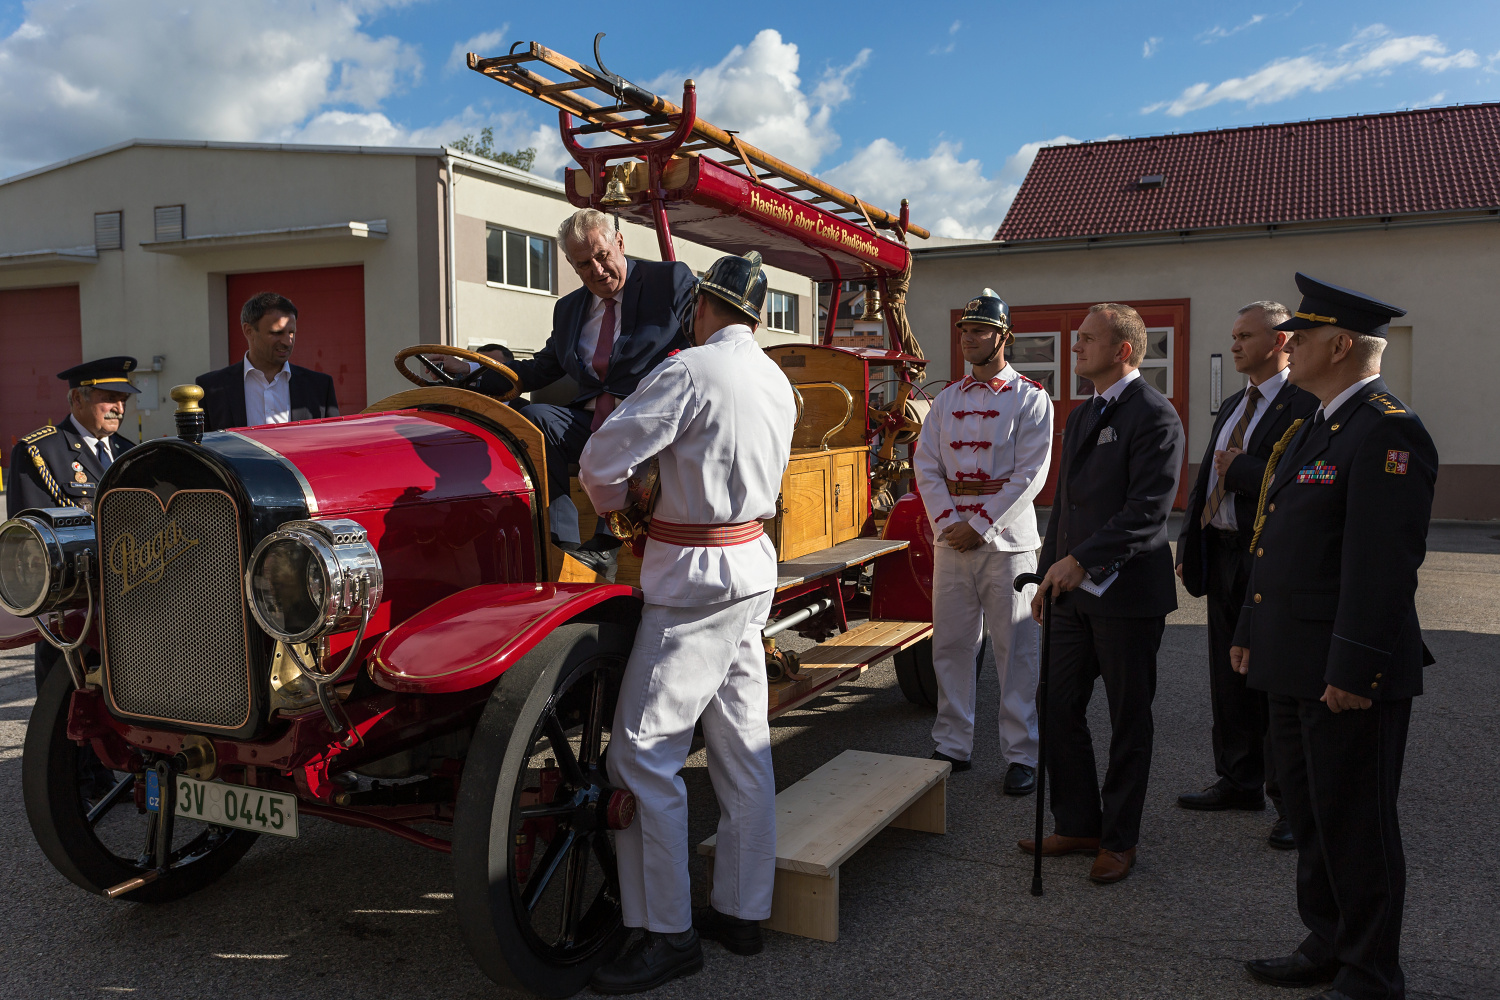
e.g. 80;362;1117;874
699;251;768;324
959;288;1011;331
58;356;140;393
1275;273;1406;337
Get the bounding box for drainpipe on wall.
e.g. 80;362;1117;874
444;151;459;347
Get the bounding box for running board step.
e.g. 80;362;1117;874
768;620;931;719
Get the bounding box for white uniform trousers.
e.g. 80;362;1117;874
607;591;777;933
930;545;1041;765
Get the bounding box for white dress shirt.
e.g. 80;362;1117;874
243;354;292;425
1317;373;1382;423
579;324;797;607
69;415;113;464
913;365;1054;551
1094;365;1141;404
1205;366;1291;530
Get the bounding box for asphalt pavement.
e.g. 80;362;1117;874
1;519;1496;999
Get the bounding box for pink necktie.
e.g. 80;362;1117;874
591;298;617;431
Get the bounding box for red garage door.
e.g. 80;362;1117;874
226;265;366;414
2;285;83;469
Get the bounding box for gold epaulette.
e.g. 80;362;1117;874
1365;391;1407;415
21;425;57;444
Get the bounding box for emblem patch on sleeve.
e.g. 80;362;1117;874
1385;450;1410;475
1296;460;1337;484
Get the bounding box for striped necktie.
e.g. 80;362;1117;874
1201;385;1261;529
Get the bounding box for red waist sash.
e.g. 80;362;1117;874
646;518;766;547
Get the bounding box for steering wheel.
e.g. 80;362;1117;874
394;345;521;402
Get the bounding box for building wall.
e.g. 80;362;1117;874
0;143;437;442
909;222;1500;517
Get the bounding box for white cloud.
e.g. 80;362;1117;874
0;0;421;175
1198;14;1265;42
648;29;867;168
1144;24;1479;116
822;134;1078;240
447;26;507;75
931;20;961;56
1143;37;1163;58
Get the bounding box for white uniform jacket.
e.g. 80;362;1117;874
914;365;1054;552
579;323;797;607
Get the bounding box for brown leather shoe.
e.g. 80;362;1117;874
1089;847;1136;883
1016;834;1102;856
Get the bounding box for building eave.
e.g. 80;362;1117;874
139;220;388;255
0;246;99;270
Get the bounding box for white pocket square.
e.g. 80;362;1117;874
1097;426;1118;445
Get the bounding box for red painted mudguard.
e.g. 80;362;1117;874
870;491;934;622
370;583;641;694
0;608;40;650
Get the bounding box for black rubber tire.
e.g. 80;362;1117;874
453;622;633;998
22;666;259;903
894;637;939;708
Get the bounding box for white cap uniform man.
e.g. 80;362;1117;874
913;289;1053;791
579;251;796;993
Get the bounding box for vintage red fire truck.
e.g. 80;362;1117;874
0;39;942;998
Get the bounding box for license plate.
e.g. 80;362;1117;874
173;775;299;839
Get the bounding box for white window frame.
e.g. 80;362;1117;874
765;290;797;333
485;226;555;295
1069;326;1173;398
1006;331;1061;400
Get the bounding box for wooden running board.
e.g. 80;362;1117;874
768;619;931;719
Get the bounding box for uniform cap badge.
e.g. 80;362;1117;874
1385;450;1409;475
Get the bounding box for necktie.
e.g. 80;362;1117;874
97;439;113;471
1201;385;1261;528
1312;409;1325;430
591;297;618;432
1078;395;1107;442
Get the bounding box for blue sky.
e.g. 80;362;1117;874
2;1;1497;236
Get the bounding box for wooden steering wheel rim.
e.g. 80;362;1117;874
394;345;521;402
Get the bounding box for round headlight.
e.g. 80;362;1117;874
245;519;382;643
0;511;95;617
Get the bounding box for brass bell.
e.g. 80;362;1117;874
600;164;631;207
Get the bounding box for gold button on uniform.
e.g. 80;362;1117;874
1375;673;1383;679
1256;548;1264;557
1269;503;1276;512
1253;593;1262;603
1371;682;1379;689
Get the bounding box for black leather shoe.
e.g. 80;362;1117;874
931;750;971;773
555;537;619;583
590;930;703;994
1003;763;1036;796
693;905;763;955
1268;816;1296;850
1245;951;1340;988
1178;781;1266;811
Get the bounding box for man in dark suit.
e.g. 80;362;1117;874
1175;301;1317;848
1020;302;1185;885
472;209;695;570
1233;275;1436;1000
5;356;138;698
195;292;339;432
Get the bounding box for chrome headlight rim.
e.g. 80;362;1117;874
0;510;94;618
244;519;382;644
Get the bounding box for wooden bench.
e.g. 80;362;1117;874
698;750;949;942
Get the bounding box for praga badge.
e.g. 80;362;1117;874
1385;450;1410;475
1297;460;1337;485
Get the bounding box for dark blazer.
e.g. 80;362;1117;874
5;416;135;513
1233;378;1437;701
481;259;695;406
1040;374;1186;618
195;361;340;432
1176;376;1319;597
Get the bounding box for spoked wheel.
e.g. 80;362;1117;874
894;637;939;707
22;666;258;903
454;622;635;998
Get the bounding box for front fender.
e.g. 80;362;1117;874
370;583;641;694
0;608;40;650
870;491;934;621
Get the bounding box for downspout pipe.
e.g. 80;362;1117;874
444;151;459;347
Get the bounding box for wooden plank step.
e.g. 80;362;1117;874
699;750;949;941
767;619;930;718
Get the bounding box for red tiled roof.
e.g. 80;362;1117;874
995;103;1500;242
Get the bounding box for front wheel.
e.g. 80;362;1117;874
23;666;259;903
453;623;634;998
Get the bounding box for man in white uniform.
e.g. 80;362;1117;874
579;251;796;994
913;288;1053;794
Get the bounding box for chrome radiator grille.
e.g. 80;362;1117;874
98;488;253;730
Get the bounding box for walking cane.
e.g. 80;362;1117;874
1013;572;1049;897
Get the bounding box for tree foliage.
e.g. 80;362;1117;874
450;127;536;172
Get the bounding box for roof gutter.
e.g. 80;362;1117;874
922;209;1500;259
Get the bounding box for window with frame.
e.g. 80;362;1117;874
1005;332;1060;399
765;291;797;333
486;227;553;293
1070;326;1173;397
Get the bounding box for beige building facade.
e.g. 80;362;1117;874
0;139;814;468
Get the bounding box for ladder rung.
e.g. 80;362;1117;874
537;78;595;96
